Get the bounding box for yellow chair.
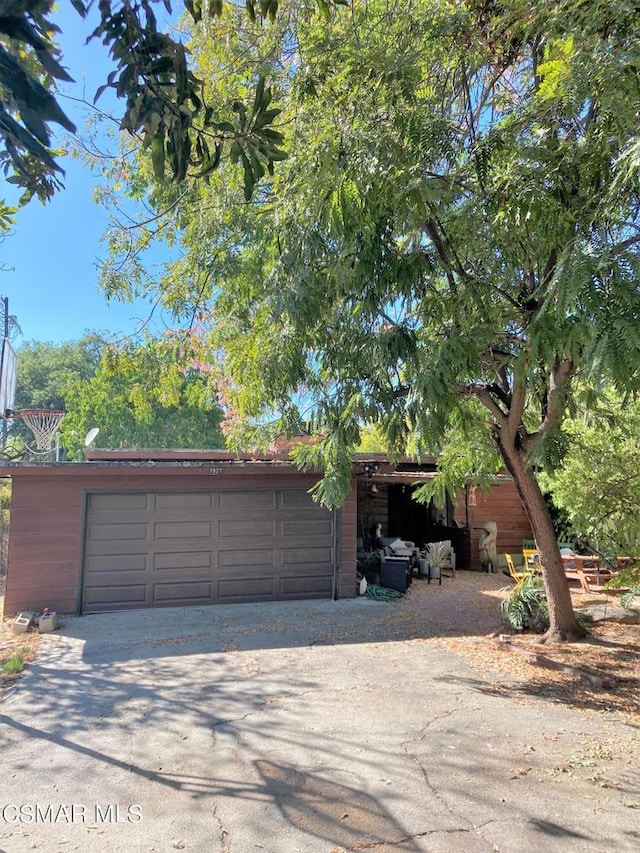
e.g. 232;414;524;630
505;553;528;581
522;549;542;571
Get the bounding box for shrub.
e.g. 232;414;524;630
606;565;640;608
501;574;549;633
357;550;381;582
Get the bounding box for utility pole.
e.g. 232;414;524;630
2;296;8;449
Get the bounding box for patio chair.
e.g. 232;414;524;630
504;553;528;581
522;548;542;571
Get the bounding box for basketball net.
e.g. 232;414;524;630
17;409;65;452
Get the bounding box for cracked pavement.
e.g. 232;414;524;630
0;576;638;852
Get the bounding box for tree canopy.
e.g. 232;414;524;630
541;387;640;562
0;0;347;207
60;334;224;455
13;333;103;412
8;333;224;455
99;0;640;641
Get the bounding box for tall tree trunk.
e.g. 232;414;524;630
497;435;585;642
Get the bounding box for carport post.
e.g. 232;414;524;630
332;508;339;600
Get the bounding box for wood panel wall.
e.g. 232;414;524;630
338;481;358;599
462;480;533;569
6;477;84;615
2;466;358;615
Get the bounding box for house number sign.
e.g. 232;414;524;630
208;467;223;475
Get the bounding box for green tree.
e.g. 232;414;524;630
99;0;640;642
541;388;640;563
61;335;224;454
7;333;102;453
9;333;223;455
0;0;347;207
14;333;103;411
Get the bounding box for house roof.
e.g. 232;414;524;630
0;443;511;484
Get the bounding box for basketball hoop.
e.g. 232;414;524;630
17;409;65;452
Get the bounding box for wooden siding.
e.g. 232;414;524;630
5;477;84;615
2;465;358;615
463;480;533;569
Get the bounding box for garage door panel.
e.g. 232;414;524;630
87;522;148;541
83;571;148;589
279;574;333;596
279;505;327;518
281;519;332;537
82;488;334;612
85;554;147;572
153;581;212;602
282;546;332;564
85;584;148;608
219;492;276;511
154;520;213;540
89;493;149;511
154;492;213;510
84;540;154;557
279;491;316;508
153;551;212;570
218;519;274;539
218;576;275;600
277;533;333;550
218;548;275;568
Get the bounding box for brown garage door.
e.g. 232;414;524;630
82;489;336;612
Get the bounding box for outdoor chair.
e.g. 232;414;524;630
522;548;542;571
377;536;417;557
503;553;528;581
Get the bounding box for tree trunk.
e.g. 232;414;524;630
497;437;585;642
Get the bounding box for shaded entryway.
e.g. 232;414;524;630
357;475;471;568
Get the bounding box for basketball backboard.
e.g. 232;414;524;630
0;337;17;418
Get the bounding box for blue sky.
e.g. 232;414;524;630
0;5;169;346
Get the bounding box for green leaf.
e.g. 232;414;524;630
199;141;222;176
253;76;266;116
150;129;166;181
317;0;331;20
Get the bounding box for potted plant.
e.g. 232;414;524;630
425;541;452;582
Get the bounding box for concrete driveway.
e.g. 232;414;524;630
1;574;638;853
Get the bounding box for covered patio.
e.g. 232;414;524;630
353;456;533;574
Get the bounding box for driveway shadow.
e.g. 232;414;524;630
54;572;507;664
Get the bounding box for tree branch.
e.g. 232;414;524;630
501;371;527;446
463;382;509;427
525;357;574;453
423;219;458;293
489;381;511;409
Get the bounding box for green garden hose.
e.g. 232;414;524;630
364;584;406;601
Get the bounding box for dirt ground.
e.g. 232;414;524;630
1;576;638;722
441;584;639;724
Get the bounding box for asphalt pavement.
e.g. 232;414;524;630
0;573;638;852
